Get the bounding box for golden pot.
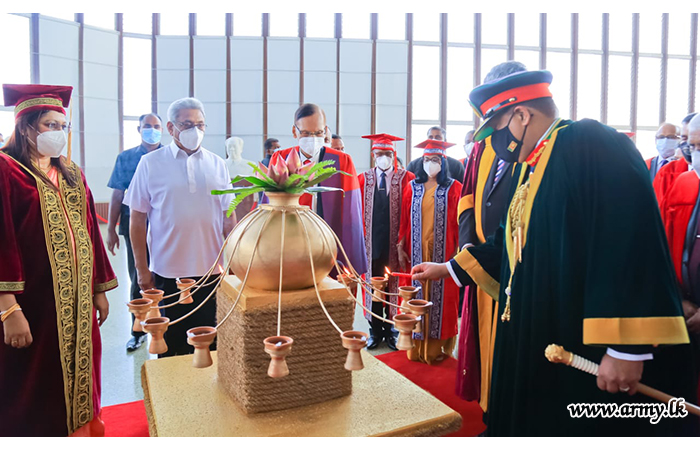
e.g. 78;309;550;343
225;192;338;291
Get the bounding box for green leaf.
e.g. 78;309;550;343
250;162;275;185
225;186;265;218
303;171;341;188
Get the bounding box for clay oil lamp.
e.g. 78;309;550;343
336;269;357;292
263;336;294;378
340;330;368;371
393;313;419;351
176;278;196;305
406;299;433;334
126;298;153;333
141;288;164;319
187;326;217;368
141;316;170;355
398;286;420;313
370;276;388;292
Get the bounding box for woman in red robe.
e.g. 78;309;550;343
0;84;117;436
398;140;462;364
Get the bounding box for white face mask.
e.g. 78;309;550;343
423;161;441;178
175;126;204;151
691;152;700;177
656;138;679;159
35;130;67;158
375;155;393;171
464;142;474;157
299;136;325;159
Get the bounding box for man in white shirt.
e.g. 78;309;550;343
124;97;235;357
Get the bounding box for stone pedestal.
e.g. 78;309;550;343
216;275;355;414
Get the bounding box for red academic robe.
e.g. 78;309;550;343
653;158;690;207
398;179;462;340
269;146;368;275
0;153;117;436
660;170;700;286
358;168;415;320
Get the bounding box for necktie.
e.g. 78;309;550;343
379;172;387;193
660;159;669;168
493;159;506;185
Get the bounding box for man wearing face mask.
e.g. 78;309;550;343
124;97;235;358
268;103;367;277
653;115;696;206
397;139;462;364
358;134;415;351
406;126;465;183
460;130;475;167
107;113;162;352
456;61;525;414
411;68;697;436
646;122;681;183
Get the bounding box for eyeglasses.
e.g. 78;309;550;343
176;121;207;131
41;121;70;132
295;125;327;138
423;157;442;164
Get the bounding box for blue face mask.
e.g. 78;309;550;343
141;128;162;145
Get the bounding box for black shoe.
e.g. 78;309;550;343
126;334;147;352
385;335;398;351
367;334;382;350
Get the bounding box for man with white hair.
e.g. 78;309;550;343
124;97;235;357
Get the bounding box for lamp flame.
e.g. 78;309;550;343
384;266;391;279
218;264;225;275
343;267;351;276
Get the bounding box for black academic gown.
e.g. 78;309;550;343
450;119;698;436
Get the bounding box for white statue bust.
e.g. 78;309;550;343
225;136;254;179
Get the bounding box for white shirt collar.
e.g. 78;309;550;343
169;141;203;159
535;119;560;150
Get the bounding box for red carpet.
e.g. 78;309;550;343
375;351;486;437
102;400;149;437
102;352;485;437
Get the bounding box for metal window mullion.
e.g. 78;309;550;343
439;13;448;130
262;13;269;141
601;13;609;124
539;13;547;70
30;13;40;83
406;13;413;161
507;13;515;61
690;14;698;114
660;13;669;123
571;13;578;121
116;13;124;152
474;13;482;127
631;13;640;134
76;13;86;169
189;13;195;97
152;14;159;114
335;13;341;134
370;13;378;135
299;13;305;105
226;13;232;138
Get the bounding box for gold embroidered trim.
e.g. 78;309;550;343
9;155;94;434
95;278;118;293
0;281;25;292
14;97;63;115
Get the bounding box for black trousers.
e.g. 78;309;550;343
123;231;148;338
369;257;397;339
154;273;218;358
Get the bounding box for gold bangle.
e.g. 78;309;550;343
1;303;22;323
